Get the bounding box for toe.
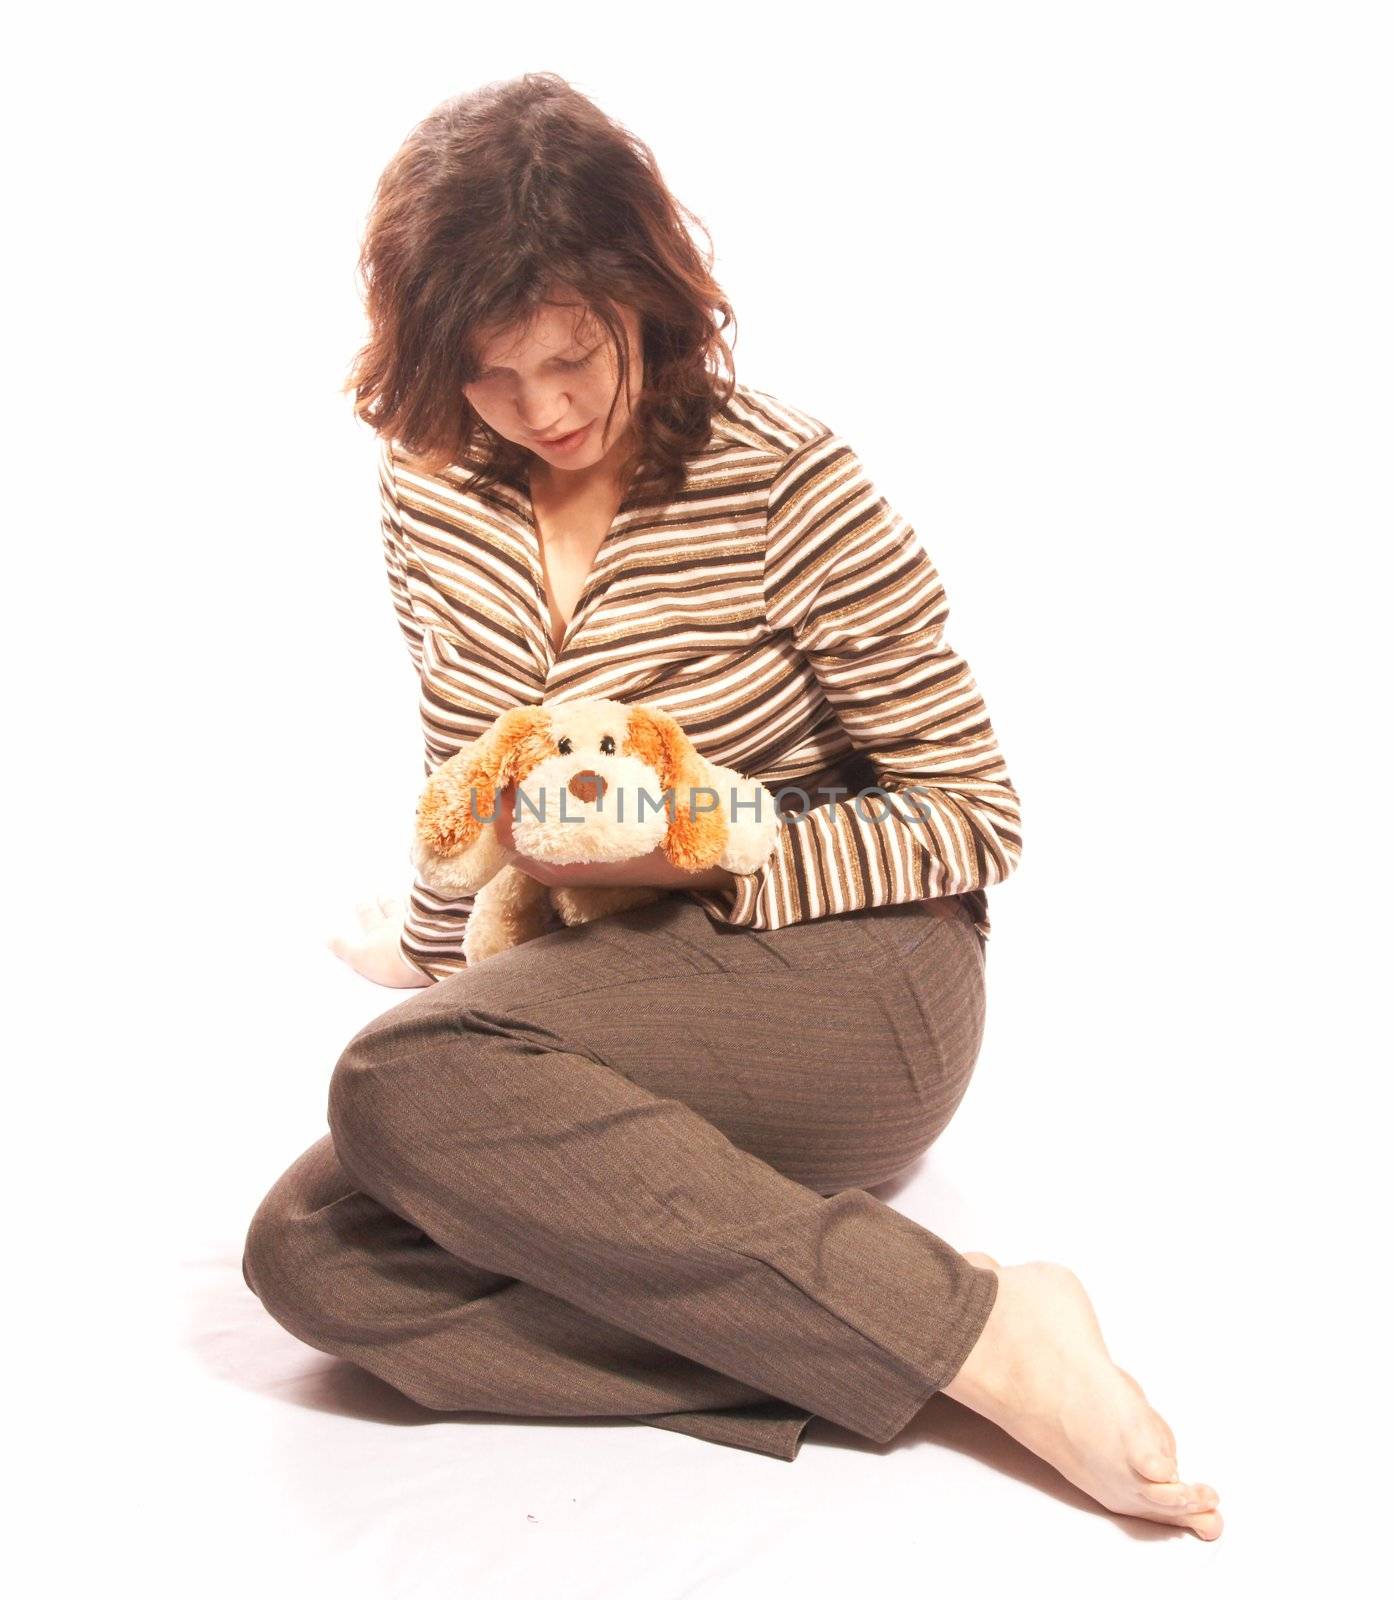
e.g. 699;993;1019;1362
1137;1481;1192;1511
1187;1509;1224;1540
1111;1369;1179;1483
1122;1410;1179;1483
1128;1440;1178;1482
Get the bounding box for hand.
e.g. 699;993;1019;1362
326;891;433;988
492;781;738;893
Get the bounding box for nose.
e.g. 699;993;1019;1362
568;769;607;806
515;385;570;431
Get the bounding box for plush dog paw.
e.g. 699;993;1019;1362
550;884;668;927
461;863;559;963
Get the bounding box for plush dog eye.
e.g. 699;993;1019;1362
557;736;573;755
600;735;616;754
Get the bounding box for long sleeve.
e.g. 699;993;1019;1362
378;438;475;982
686;432;1023;933
378;438;425;674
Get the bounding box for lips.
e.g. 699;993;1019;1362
534;415;602;453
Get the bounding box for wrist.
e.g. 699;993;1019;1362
681;864;739;893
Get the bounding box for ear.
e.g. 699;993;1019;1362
416;704;551;861
622;704;729;871
621;702;689;793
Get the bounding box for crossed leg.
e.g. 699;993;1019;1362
243;893;994;1459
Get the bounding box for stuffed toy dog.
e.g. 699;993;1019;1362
410;697;781;965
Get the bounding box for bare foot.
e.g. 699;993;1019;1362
326;893;432;988
942;1253;1223;1540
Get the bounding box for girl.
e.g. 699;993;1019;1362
246;72;1221;1539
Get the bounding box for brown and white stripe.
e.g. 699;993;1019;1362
378;382;1023;981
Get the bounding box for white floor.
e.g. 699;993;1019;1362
139;892;1381;1599
14;8;1392;1590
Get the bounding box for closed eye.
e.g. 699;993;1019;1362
472;344;602;382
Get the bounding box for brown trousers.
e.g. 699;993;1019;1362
242;890;998;1461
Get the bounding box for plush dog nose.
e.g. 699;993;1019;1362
568;769;607;806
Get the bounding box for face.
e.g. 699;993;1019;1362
463;296;644;472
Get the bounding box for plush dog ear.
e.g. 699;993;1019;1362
622;703;730;871
416;704;552;859
621;703;689;792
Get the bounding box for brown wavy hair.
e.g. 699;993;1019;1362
343;73;738;509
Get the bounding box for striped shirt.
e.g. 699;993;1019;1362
378;381;1023;981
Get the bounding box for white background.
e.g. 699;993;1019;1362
9;2;1389;1593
